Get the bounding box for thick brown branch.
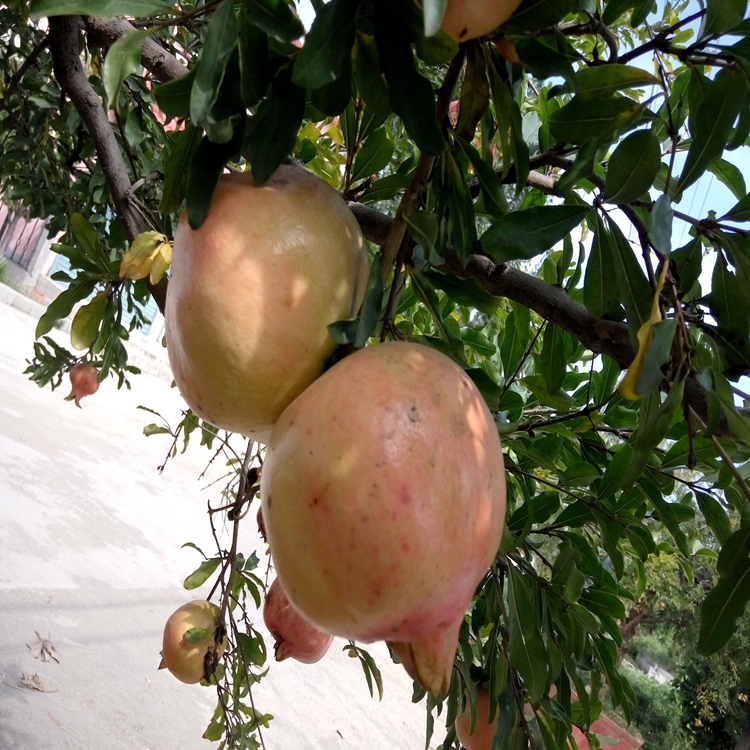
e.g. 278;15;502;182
49;16;167;313
83;17;187;82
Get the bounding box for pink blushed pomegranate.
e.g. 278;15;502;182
263;578;333;664
261;342;506;696
455;683;498;750
64;363;99;407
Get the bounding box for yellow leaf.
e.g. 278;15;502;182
618;262;669;400
149;242;173;285
70;290;109;351
119;231;167;280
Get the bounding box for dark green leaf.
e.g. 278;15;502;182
186;118;246;229
160;122;201;214
292;0;359;89
580;589;626;619
583;215;620;318
698;559;750;655
481;205;591;263
351;128;394;183
539;323;567;394
676;68;748;194
672;237;704;294
513;36;575;86
244;0;304;43
501;0;577;33
154;69;196;120
71;291;108;351
603;129;662;204
421;269;501;316
597;444;634;499
456;136;507;217
353;32;389;115
635;318;676;396
456;42;490;140
374;7;444;155
601;0;639;25
700;0;748;38
571;65;659;101
718;526;750;577
709;251;750;341
556;137;600;196
709;158;747;201
549;96;644;145
30;0;167;17
190;0;238;129
248;68;306;185
311;61;352;116
360;173;411;203
435;148;477;262
238;16;271;108
695;491;733;546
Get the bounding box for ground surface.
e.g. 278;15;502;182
0;300;442;750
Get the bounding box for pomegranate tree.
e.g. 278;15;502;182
165;164;369;443
263;577;333;664
261;342;506;696
64;363;99;407
160;600;226;685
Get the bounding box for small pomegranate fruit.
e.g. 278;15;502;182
159;600;226;684
263;577;333;664
64;363;99;407
261;342;506;696
434;0;523;41
165;164;369;443
455;683;498;750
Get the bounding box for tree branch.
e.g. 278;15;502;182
49;16;167;313
83;16;188;82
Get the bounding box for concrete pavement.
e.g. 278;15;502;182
0;299;444;750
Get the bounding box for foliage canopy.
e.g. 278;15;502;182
3;0;750;747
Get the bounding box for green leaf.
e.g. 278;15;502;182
102;29;147;111
513;37;575;86
153;69;196;120
723;193;750;223
238;15;271;108
160;122;201;214
700;0;748;38
185;626;212;644
244;0;304;43
351;128;394;183
481;205;591;263
374;7;444;156
580;589;626;619
672;237;704;294
602;129;661;204
71;290;108;351
248;68;306;185
455;42;490;141
353;32;389;116
539;324;566;395
718;526;750;577
583;215;620;318
36;280;98;339
649;194;673;255
30;0;167;18
695;491;733;546
606;216;653;335
186;118;246;229
570;65;659;101
421;269;501;316
311;62;353;117
184;557;222;590
635;318;676;395
698;559;750;655
70;213;110;271
596;444;634;499
190;0;238;130
293;0;359;89
456;136;507;217
676;68;748;195
549;96;644;145
506;565;547;702
435;148;476;262
709;158;747;201
501;0;577;32
360;173;411;203
709;251;750;341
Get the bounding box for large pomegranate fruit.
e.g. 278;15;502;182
439;0;523;41
160;600;226;684
64;363;99;407
165;164;369;443
455;683;498;750
260;342;506;696
263;577;334;664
